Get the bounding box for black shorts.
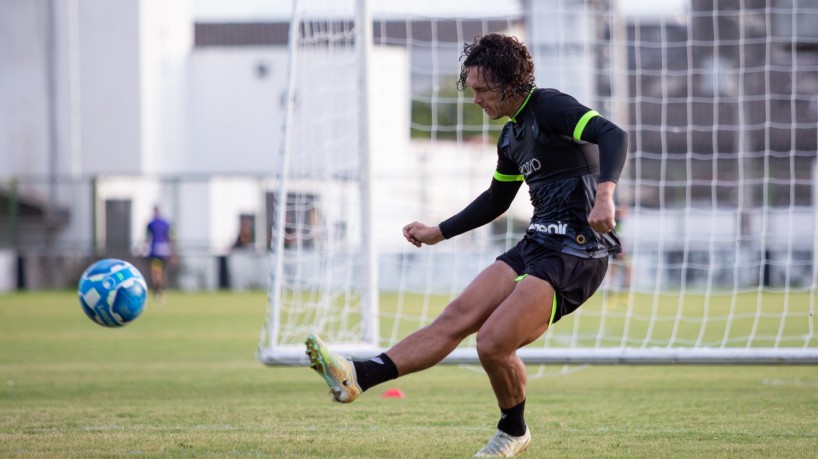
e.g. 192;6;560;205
496;237;608;324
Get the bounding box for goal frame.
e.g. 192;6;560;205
258;0;818;366
258;344;818;365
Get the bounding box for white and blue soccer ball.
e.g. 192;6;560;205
78;259;148;327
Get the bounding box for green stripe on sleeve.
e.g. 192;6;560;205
573;110;600;141
494;170;524;182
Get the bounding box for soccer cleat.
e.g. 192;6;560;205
474;427;531;457
305;333;362;403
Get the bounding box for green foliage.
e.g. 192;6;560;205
1;291;817;457
410;79;505;142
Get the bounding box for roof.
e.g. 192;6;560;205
194;18;521;48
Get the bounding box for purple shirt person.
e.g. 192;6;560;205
145;206;173;300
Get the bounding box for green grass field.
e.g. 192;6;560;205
1;291;817;458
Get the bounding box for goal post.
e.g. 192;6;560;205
258;0;818;365
258;0;381;364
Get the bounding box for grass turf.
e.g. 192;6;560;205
1;291;817;457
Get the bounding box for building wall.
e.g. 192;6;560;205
188;48;288;175
0;0;53;188
0;0;193;251
76;0;143;173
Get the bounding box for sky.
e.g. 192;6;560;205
193;0;687;21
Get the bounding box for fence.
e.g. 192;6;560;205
0;174;274;291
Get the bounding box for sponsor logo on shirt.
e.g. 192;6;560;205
528;221;568;235
519;158;541;177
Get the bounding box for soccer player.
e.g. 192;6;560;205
145;206;174;301
306;33;628;457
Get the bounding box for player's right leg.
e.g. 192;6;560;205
305;260;518;401
381;260;518;376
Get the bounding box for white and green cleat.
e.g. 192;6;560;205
474;427;531;457
305;333;362;403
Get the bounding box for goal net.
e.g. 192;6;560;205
258;0;818;365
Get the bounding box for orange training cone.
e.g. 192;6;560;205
380;388;405;399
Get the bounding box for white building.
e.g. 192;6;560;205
0;0;524;290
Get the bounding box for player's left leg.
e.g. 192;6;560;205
475;250;609;456
473;275;553;457
478;274;554;407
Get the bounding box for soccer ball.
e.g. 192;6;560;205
78;259;148;327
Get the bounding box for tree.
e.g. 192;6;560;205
410;78;504;142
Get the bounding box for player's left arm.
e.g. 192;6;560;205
403;178;521;247
579;115;629;233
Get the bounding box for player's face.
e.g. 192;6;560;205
465;66;515;120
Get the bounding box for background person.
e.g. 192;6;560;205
145;206;174;301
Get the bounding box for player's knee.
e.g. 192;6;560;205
475;330;513;364
432;298;478;340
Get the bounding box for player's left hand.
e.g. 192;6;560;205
403;221;444;247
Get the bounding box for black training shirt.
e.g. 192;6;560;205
440;88;628;258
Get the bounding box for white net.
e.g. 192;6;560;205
260;0;374;360
259;0;818;364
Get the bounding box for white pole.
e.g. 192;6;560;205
814;159;818;288
356;0;379;347
263;0;302;355
62;0;83;177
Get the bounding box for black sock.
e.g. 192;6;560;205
497;399;526;437
352;353;398;392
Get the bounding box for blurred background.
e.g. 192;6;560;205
1;0;817;296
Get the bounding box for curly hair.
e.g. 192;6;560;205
456;33;535;101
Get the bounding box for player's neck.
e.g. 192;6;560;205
507;88;535;122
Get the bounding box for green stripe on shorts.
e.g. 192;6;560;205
515;273;558;327
548;294;558;327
